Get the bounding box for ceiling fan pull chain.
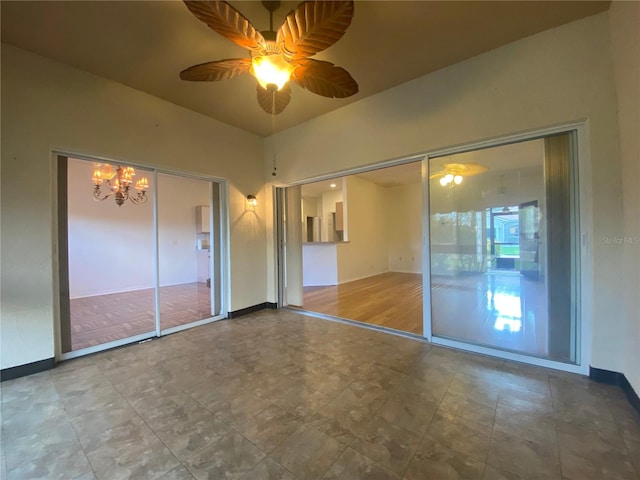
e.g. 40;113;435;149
271;95;278;176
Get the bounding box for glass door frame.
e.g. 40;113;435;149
422;122;591;375
274;155;427;318
157;172;227;337
53;151;230;361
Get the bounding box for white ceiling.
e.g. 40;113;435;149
1;1;609;137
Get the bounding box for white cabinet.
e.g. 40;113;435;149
196;205;210;233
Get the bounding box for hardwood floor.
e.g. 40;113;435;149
431;273;549;357
303;271;550;358
303;272;424;335
70;282;212;351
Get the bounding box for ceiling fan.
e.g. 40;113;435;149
180;0;359;115
430;163;489;186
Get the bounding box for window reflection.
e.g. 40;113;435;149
488;289;523;333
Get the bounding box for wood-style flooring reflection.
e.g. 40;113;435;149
70;282;212;351
303;272;424;335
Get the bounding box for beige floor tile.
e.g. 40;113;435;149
154;410;231;461
3;310;638;480
271;425;345;480
405;436;485;480
183;432;265;480
84;416;180;479
426;412;492;461
238;457;298;480
236;405;304;454
351;415;422;473
159;465;196;479
321;447;400;480
493;404;558;445
437;390;497;428
559;447;637;480
486;430;561;480
482;464;529;480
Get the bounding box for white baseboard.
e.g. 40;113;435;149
338;271;386;285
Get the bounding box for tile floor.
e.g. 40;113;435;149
2;309;638;480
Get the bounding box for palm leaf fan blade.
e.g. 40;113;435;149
183;1;265;51
292;59;358;98
180;58;252;82
278;0;354;59
256;84;292;115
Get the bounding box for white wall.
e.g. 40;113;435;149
67;158;155;298
67;162;212;298
336;176;389;283
157;174;211;288
1;44;266;369
386;182;422;274
609;1;640;394
302;244;338;286
320;189;343;242
264;13;625;375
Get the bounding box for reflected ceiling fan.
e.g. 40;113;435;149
429;163;488;186
180;0;359;115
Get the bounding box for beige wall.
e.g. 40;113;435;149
337;176;388;283
1;45;266;369
265;13;626;376
609;2;640;393
386;182;422;274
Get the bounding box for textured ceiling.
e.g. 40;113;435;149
1;1;610;137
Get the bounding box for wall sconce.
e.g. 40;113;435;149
246;194;257;207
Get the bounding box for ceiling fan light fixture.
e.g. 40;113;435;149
454;175;463;185
251;54;293;91
181;0;358;115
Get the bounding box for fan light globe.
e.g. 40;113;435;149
454;175;463;184
439;177;448;186
251;54;293;91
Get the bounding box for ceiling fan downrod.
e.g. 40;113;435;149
262;1;281;38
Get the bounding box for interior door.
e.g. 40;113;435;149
519;200;540;279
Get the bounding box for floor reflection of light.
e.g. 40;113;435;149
488;291;523;333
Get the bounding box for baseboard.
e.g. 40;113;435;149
1;357;56;382
227;302;277;319
589;366;640;416
338;272;386;285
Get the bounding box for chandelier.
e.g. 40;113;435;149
91;163;149;206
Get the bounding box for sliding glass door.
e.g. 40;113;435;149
64;158;156;352
428;132;579;364
60;156;226;357
157;174;222;333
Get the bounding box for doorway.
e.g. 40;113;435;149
278;160;425;336
57;155;227;357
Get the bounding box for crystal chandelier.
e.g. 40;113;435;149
91;163;149;206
